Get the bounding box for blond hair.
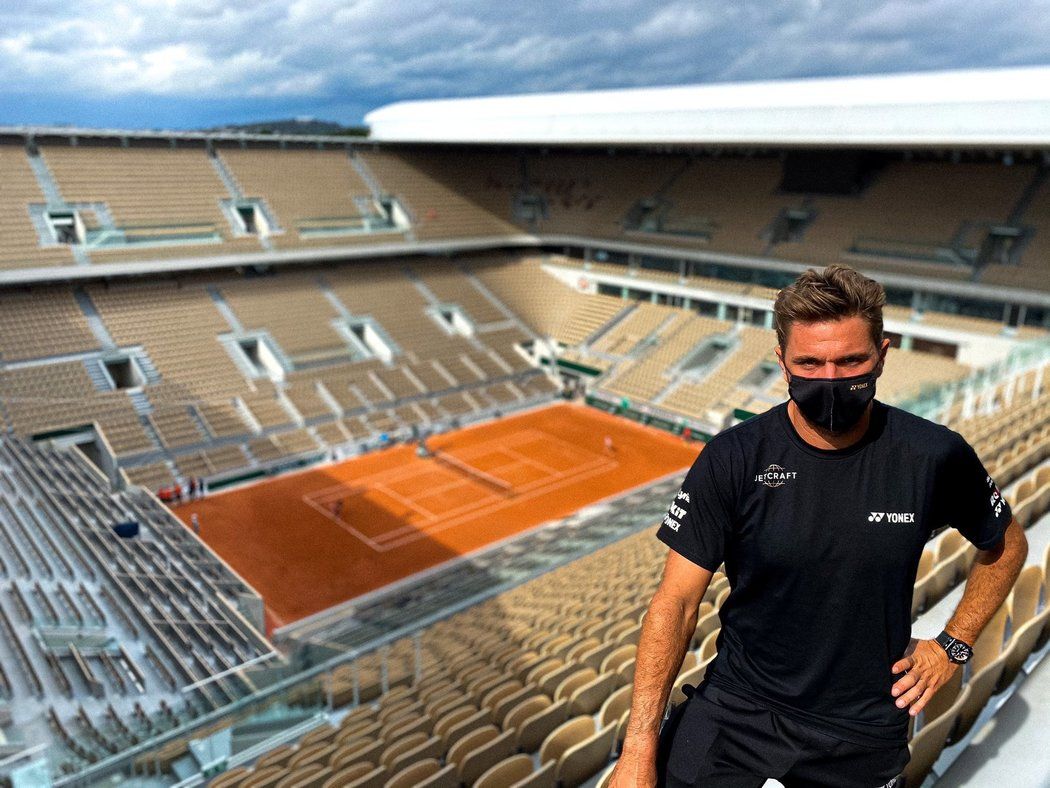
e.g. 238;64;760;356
773;264;886;352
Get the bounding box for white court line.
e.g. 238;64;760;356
377;456;619;552
502;446;560;476
373;453;617;547
373;482;437;520
301;495;386;552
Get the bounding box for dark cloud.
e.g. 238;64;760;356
1;0;1048;127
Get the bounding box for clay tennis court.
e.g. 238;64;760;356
175;402;698;629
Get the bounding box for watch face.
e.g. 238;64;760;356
947;641;972;662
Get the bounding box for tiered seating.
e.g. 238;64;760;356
983;169;1050;291
358;150;520;240
0;435;272;777
219;272;346;363
40;142;263;261
0;287;99;361
87;280;247;407
524;152;679;237
601;313;729;404
0;362;154;456
217;146;396;248
467;256;625;345
590;303;672;356
409;259;507;325
0;144;75;270
659;326;776;421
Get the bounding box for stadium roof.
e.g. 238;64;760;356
365;66;1050;147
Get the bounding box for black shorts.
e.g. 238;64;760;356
656;681;910;788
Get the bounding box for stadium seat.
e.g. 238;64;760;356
516;698;571;752
951;652;1007;744
598;683;633;753
474;754;541;788
543;717;618;787
699;628;720;662
454;727;516;785
383;757;456;788
1007;565;1044;627
970;603;1009;674
691;609;721;649
568;670;618;715
996;611;1048;692
903;685;969;788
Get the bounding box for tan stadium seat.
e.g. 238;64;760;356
996;610;1049;692
256;745;296;770
493;687;542;727
616;657;637;686
1007;565;1044;627
599;683;633;752
321;762;374;788
699;628;720;662
441;707;490;750
599;645;636;675
480;679;523;712
903;686;968;788
934;530;965;563
239;767;284;788
570;671;619;715
556;721;618;787
669;657;713;707
516;698;571;752
691;609;721;650
951;652;1007;744
916;549;935;581
474;754;537;788
504;695;551;732
209;767;250;787
456;728;516;786
920;664;963;734
383;715;429;741
539;663;584;697
387;734;443;776
554;668;598;703
378;732;427;771
581;641;619;672
970;603;1009;673
1039;543;1050;649
383;758;456;788
330;738;382;770
595;761;617;787
275;764;328;788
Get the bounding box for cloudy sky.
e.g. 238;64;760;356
2;0;1049;130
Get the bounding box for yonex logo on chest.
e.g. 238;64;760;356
868;511;915;523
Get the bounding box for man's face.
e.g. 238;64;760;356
775;315;889;381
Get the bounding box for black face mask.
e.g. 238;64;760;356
787;369;878;434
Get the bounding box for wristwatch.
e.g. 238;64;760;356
935;630;973;664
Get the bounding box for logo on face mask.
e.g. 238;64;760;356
755;464;797;488
788;369;878;432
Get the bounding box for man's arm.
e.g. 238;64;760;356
891;517;1027;716
609;549;712;787
943;516;1028;643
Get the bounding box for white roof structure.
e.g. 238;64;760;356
365;66;1050;147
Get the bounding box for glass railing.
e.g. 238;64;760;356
896;335;1050;422
850;236;971;266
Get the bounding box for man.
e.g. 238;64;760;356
609;264;1028;788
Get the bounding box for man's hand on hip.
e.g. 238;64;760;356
890;636;958;717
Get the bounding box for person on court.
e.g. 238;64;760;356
609;264;1028;787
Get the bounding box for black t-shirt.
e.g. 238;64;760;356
657;399;1011;748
